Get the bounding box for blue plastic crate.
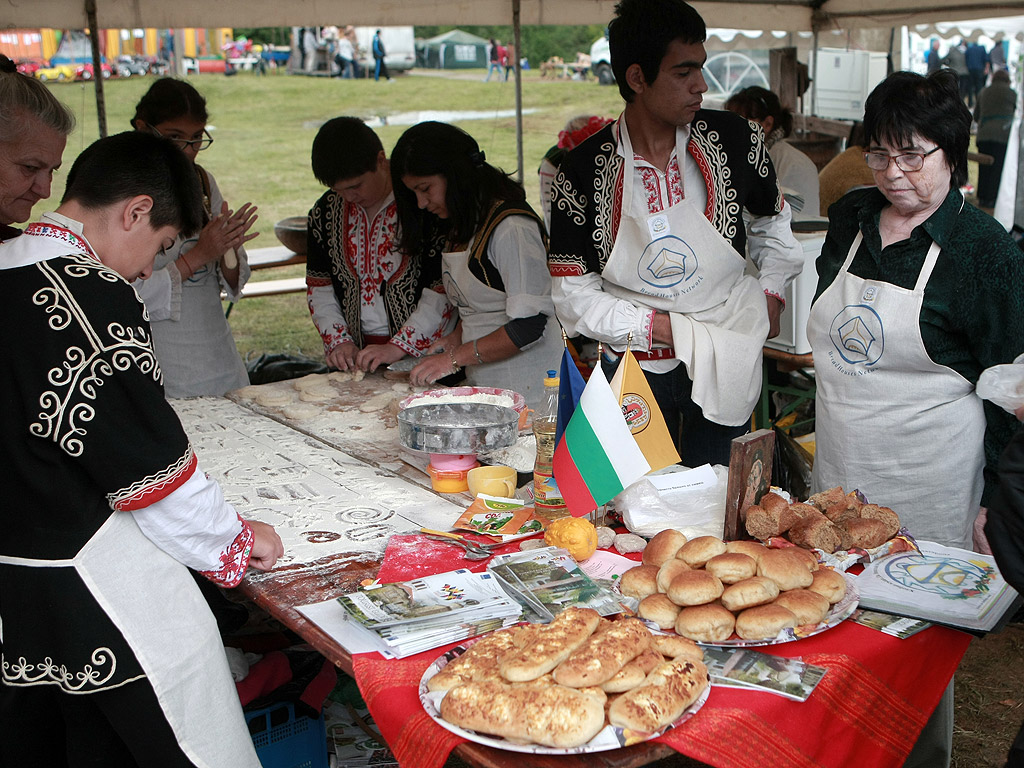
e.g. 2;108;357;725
245;702;328;768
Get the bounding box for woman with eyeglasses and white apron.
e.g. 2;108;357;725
808;70;1024;768
390;122;562;409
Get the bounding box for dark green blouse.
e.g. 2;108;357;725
815;186;1024;506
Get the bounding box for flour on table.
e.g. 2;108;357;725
283;403;320;421
255;389;296;407
231;385;263;400
480;434;535;473
293;373;330;391
299;386;338;402
359;391;396;413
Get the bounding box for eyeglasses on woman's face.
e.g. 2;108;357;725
149;124;214;152
863;146;940;173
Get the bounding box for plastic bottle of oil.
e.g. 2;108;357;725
533;370;569;521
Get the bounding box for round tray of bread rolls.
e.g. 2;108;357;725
419;607;711;753
619;530;859;647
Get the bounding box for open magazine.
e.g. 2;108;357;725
856;541;1021;633
701;646;827;701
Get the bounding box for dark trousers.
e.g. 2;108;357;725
977;139;1008;208
374;57;390;81
0;677;197;767
602;357;748;467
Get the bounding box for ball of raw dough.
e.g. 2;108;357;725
614;533;647;554
596;526;616;550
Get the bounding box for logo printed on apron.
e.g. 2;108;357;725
829;303;885;367
637;235;702;291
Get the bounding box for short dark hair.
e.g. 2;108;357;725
131;78;208;128
863;69;971;189
63;132;204;236
390;121;525;255
609;0;706;102
724;87;793;138
311;117;384;187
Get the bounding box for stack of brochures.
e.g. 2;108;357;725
701;646;827;701
855;541;1021;633
337;569;522;657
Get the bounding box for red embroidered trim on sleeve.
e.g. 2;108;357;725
764;290;786;309
200;516;254;588
112;449;198;511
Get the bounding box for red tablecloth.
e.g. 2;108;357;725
353;536;973;768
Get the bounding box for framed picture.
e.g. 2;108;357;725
723;429;775;541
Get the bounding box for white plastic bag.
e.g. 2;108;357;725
976;353;1024;415
616;464;729;539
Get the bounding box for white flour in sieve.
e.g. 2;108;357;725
480;434;536;473
404;392;514;409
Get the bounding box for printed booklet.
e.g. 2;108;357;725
701;646;827;701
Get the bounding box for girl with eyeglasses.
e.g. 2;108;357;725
131;78;257;398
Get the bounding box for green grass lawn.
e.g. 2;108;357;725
36;69;624;360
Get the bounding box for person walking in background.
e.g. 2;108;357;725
504;43;516;81
942;39;971;104
334;33;356;78
990;34;1008;73
485;38;503;82
926;39;942;73
372;29;391;81
965;40;989;109
975;69;1017;212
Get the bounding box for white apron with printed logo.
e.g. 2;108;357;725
442;241;562;408
807;230;984;549
600;121;769;426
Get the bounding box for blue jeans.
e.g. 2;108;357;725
485;61;503;81
602;356;748;467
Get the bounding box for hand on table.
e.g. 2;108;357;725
247;520;284;571
327;341;359;371
410;353;457;387
356;342;406;372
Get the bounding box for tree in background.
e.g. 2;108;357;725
415;25;606;68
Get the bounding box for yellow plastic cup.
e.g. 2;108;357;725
467;465;517;498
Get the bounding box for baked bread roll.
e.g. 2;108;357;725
620;565;660;599
440;680;606;748
807;486;846;511
842;517;891;549
720;576;780;611
725;539;768;563
859;504;901;539
642;529;687;567
705;553;757;584
599;659;647;693
772;589;830;626
656;558;691;593
427;627;519;692
667;570;724;607
674;603;735;643
823;501;859;525
678;536;727;568
735;604;798;641
608;658;709;732
638;593;682;630
784;546;820;572
807;568;847;604
787;515;843;554
650;634;703;663
500;607;601;682
757;550;814;590
553;617;650;688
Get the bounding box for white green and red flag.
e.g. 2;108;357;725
552;366;650;517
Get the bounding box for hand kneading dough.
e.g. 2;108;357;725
440;681;605;748
642;529;687;567
608;658;709;732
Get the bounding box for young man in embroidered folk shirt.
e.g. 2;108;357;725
0;131;283;767
548;0;803;467
306;117;455;373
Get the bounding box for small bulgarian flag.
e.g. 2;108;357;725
552;366;651;517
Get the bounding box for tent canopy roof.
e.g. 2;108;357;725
14;0;1024;33
422;29;490;46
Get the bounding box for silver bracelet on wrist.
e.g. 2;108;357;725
472;339;484;365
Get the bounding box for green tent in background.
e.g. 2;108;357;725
418;29;488;69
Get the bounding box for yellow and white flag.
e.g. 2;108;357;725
609;350;681;471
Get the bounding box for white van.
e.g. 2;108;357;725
589;35;614;84
354;26;416;74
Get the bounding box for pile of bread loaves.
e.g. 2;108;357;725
430;606;710;748
620;530;847;643
745;486;901;554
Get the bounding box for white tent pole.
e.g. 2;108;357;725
513;0;524;184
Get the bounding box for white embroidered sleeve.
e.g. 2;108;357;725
132;465;254;588
551;272;655;350
747;202;804;300
307;283;353;353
